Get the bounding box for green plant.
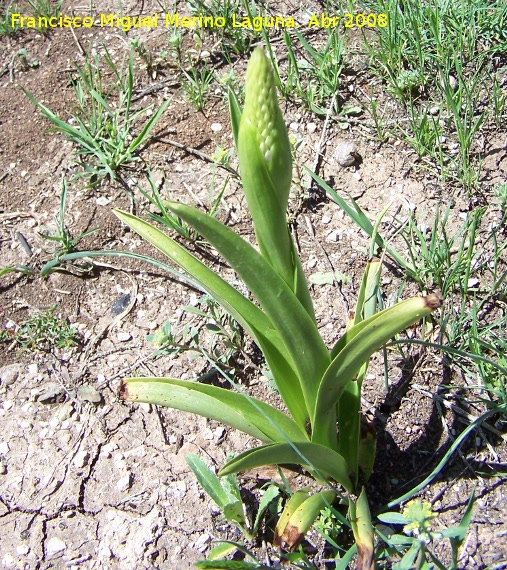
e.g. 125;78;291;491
186;453;280;545
16;48;39;70
10;306;79;351
147;293;244;376
185;0;254;57
116;48;442;568
377;495;474;569
0;2;20;35
23;49;170;185
181;60;215;111
25;0;63;31
39;179;100;257
129;37;166;78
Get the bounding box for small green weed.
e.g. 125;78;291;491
7;306;79;351
39;179;100;257
25;0;64;31
147;294;244;376
24;49;170;185
377;495;474;569
0;2;20;35
181;60;215;111
129;37;167;78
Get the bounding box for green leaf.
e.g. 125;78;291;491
219;442;353;493
121;377;306;444
163;202;330;421
113;209;309;429
252;485;280;536
377;512;409;526
186;454;237;513
313;295;442;448
275;490;336;550
227;88;242;148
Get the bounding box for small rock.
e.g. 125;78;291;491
326;230;340;242
111;294;130;315
429;105;439;116
289;122;299;132
16;544;29;556
117;332;131;342
210;122;222;132
0;460;7;475
448;75;458;91
322;215;331;224
96;196;112;206
2;400;12;411
334;141;360;167
194;532;211;552
27;363;38;375
0;442;9;455
73;451;89;469
0;364;21;386
77;384;101;404
306;122;317;134
2;554;16;568
46;537;66;556
117;473;132;492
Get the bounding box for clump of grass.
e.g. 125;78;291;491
23;48;170;186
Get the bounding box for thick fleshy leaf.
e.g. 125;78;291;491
218;442;353;493
312;294;442;447
227;88;242;148
162;202;330;422
274;490;336;550
349;489;374;570
121;377;307;443
113;209;309;428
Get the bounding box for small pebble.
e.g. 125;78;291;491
28;364;38;375
306;122;317;134
334;141;360;167
117;332;131;342
289;122;299;132
0;442;9;454
0;364;21;386
322;215;331;224
111;294;130;315
46;537;66;556
210;122;222;132
96;196;112;206
16;545;29;556
73;451;89;469
117;473;131;492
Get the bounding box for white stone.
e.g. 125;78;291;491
2;554;16;567
117;332;131;342
46;537;66;556
0;442;9;455
16;544;29;555
117;473;131;492
307;122;317;134
27;364;38;374
210;122;222;132
96;196;112;206
0;364;20;386
74;451;89;469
